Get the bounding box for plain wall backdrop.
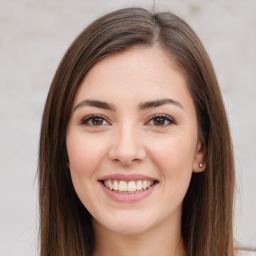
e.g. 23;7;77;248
0;0;255;255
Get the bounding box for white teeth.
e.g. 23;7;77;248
103;179;155;192
113;180;118;191
128;181;136;192
119;181;128;192
109;181;113;190
142;180;148;190
137;180;142;190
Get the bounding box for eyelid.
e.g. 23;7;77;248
145;113;176;126
79;114;110;126
78;113;176;127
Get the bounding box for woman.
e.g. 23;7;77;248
38;7;235;256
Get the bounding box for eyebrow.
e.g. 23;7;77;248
73;98;183;112
138;98;183;111
73;100;116;112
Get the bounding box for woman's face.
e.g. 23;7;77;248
66;47;204;235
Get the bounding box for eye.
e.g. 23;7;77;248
146;114;176;127
80;115;109;126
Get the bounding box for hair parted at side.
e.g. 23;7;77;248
38;7;235;256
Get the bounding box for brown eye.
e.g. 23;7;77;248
153;117;166;126
80;115;109;126
147;115;175;127
91;117;104;126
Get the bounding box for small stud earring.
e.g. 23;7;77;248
199;163;203;168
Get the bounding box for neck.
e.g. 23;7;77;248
92;215;186;256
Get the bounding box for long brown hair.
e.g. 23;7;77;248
38;7;235;256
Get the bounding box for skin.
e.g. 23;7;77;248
66;46;206;256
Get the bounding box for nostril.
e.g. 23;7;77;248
108;136;147;165
112;156;143;166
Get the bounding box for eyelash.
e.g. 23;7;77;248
145;114;176;127
79;114;109;126
79;114;176;127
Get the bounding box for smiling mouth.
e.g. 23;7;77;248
101;180;158;193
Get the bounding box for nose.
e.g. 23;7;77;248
108;125;146;166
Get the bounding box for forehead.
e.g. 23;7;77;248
73;46;192;110
84;46;181;85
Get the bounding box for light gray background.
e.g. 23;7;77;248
0;0;255;255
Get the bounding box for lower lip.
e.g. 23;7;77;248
99;182;157;202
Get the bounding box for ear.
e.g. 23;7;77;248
192;139;206;173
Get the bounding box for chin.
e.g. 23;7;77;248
94;210;156;236
107;221;152;236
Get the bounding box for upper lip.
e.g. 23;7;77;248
99;174;158;182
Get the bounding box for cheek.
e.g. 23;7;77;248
151;136;195;166
149;135;196;185
66;134;107;178
66;134;108;209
